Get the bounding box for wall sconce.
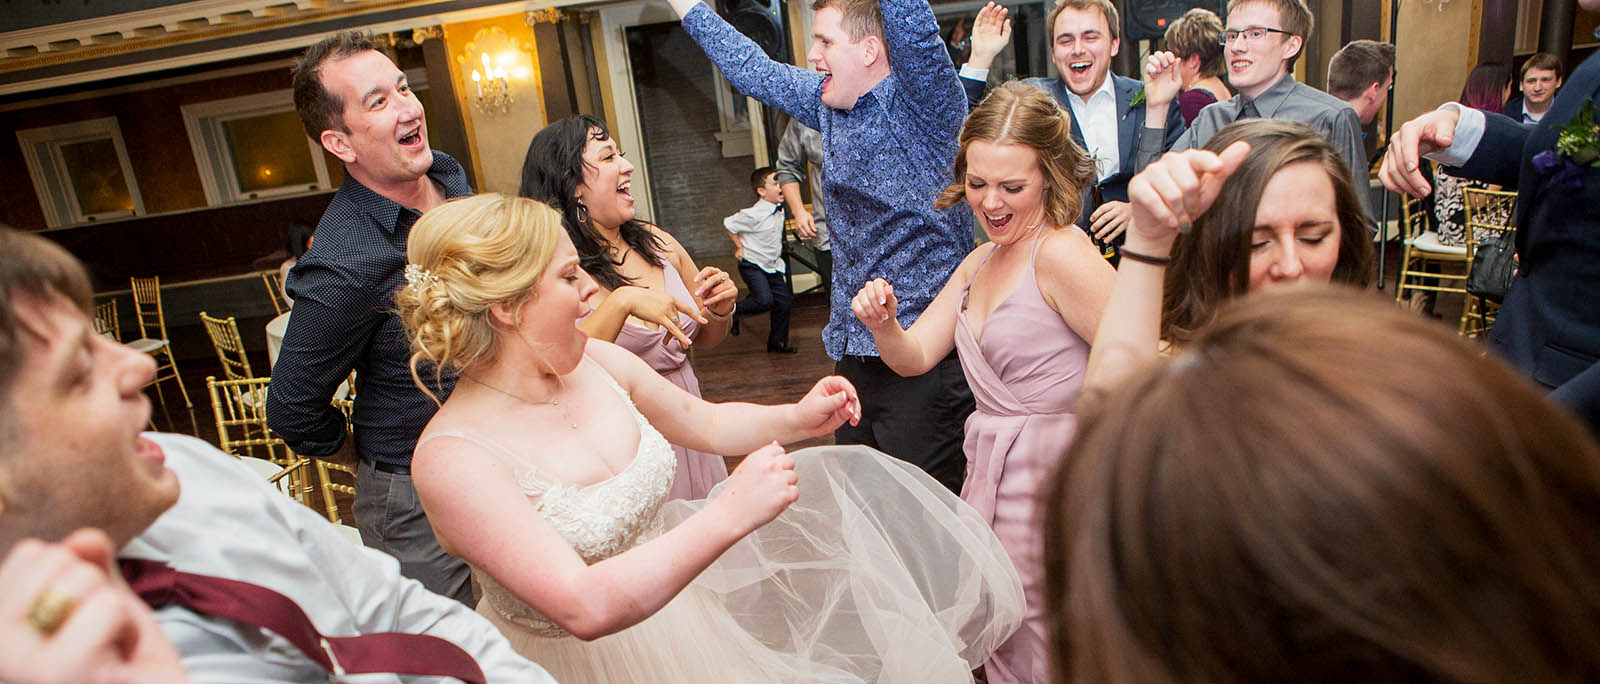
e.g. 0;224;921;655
458;27;532;116
471;52;513;113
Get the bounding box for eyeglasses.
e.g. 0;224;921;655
1219;26;1293;45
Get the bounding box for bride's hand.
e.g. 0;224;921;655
794;375;861;436
717;442;799;534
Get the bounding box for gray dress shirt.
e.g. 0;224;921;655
774;121;830;250
1137;73;1373;222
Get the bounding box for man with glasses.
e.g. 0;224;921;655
1137;0;1371;218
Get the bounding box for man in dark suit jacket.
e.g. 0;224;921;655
955;0;1184;246
1502;96;1528;123
1382;7;1600;432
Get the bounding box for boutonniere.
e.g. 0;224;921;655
1123;86;1145;120
1531;101;1600;193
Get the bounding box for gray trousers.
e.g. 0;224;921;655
354;460;474;606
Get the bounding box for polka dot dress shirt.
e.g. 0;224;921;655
266;151;471;466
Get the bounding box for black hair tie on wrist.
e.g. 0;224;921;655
1119;247;1172;267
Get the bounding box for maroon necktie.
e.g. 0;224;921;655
121;558;487;683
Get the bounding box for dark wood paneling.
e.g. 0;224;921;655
42;191;335;291
0;64;295;228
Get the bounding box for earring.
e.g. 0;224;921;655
575;201;590;226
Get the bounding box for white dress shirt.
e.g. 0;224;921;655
120;433;557;684
1427;103;1490;167
1067;74;1120;181
724;198;787;274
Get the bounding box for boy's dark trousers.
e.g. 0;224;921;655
734;259;792;348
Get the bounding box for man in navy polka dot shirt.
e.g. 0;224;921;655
267;31;475;605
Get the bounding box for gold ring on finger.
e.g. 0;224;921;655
26;588;76;635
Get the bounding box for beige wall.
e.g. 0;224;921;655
443;14;548;196
1390;0;1478;124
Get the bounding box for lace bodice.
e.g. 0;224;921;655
421;375;678;637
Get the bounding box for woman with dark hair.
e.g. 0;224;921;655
851;82;1113;684
1046;287;1600;684
1084;119;1374;394
1432;62;1514;248
520;116;738;500
1459;61;1512;113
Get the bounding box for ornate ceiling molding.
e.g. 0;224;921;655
0;0;589;97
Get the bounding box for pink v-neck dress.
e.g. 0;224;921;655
610;257;729;501
953;237;1089;684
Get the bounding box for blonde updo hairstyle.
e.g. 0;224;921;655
936;81;1096;228
396;193;564;404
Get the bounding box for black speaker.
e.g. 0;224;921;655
1122;0;1225;42
717;0;790;63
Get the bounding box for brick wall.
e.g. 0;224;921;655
630;23;755;263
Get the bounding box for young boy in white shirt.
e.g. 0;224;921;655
726;167;796;353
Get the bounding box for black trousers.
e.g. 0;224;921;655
834;351;974;493
734;260;792;347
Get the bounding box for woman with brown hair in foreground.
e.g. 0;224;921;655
1083;119;1374;397
1047;287;1600;683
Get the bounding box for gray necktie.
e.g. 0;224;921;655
1238;100;1261;120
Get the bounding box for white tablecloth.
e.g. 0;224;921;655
265;311;291;369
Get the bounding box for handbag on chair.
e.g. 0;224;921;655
1466;232;1517;303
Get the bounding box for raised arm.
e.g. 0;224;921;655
881;0;967;132
670;1;824;129
1084;143;1250;398
1132;52;1189;174
588;340;860;455
414;436;799;643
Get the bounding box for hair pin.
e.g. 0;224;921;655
405;263;440;288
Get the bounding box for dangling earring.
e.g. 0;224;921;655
575;201;590;226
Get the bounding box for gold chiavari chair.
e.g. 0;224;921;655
199;312;255;381
1459;187;1518;338
261;270;290;316
206;376;313;505
316;396;359;524
129;276;192;409
92;299;120;341
1394;172;1470;310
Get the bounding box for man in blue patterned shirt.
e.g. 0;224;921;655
267;32;474;605
666;0;975;491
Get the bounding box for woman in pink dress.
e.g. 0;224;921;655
852;82;1115;684
521;116;738;500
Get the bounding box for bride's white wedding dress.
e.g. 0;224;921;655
419;374;1023;683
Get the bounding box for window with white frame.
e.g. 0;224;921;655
182;89;333;205
17;117;146;228
182;70;432;205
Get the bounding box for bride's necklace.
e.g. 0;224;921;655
465;374;579;429
605;243;631;266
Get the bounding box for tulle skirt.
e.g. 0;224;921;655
484;445;1025;683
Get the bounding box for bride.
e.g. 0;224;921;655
394;193;1023;682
